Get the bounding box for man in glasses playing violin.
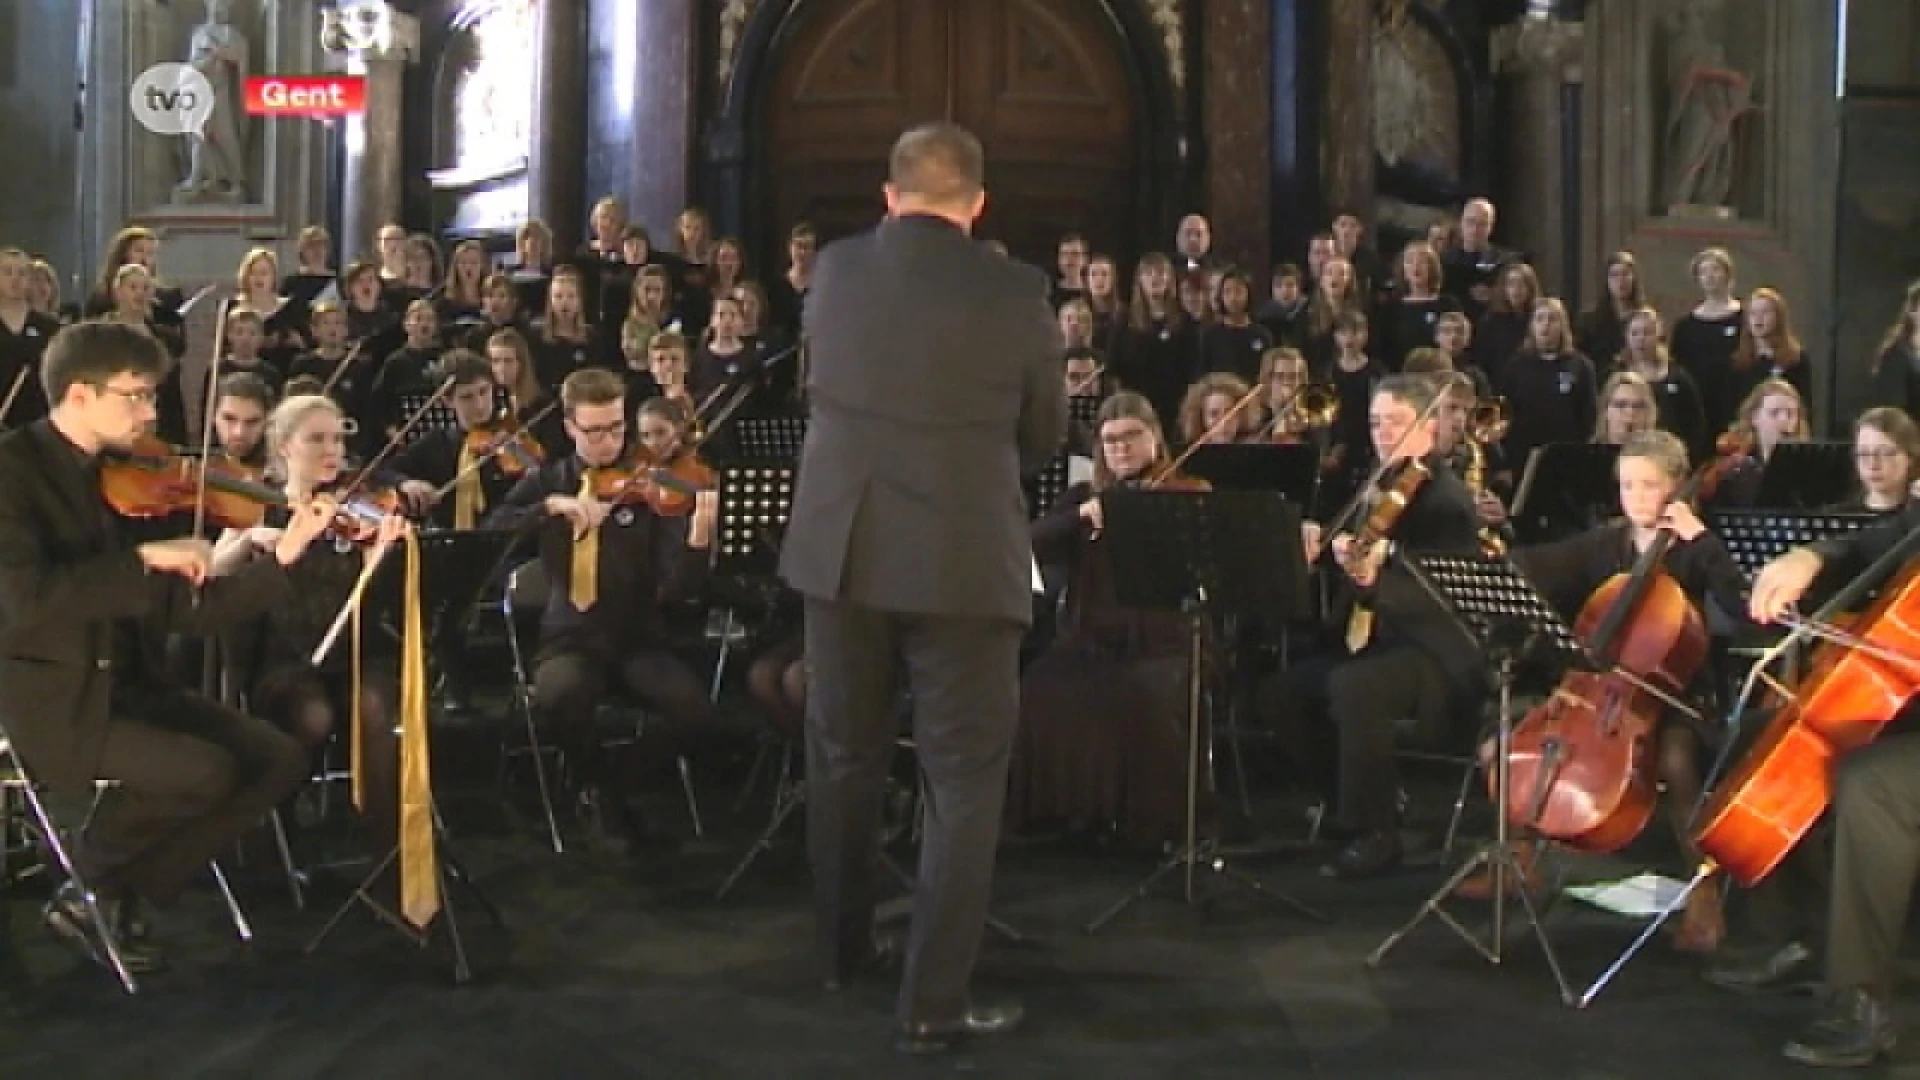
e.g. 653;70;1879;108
0;321;333;974
485;367;719;856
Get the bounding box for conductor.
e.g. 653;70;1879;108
779;122;1065;1055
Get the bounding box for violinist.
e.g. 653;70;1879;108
390;351;518;530
1009;392;1211;848
482;368;719;855
1255;374;1482;879
1738;497;1920;1067
209;393;406;867
0;322;324;974
0;246;60;429
1459;431;1746;953
1704;378;1810;509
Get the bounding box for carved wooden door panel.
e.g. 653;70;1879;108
766;0;1137;266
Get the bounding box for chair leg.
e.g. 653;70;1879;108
20;783;138;994
208;859;253;943
268;808;306;912
519;687;566;854
677;755;704;839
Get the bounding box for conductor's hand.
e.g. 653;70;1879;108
138;536;214;585
687;489;719;550
1750;548;1822;624
1079;496;1104;538
545;494;609;537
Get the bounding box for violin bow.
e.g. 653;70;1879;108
337;376;458;505
1065;363;1106;397
0;364;31;431
430;397;561;501
1150;382;1267;486
189;298;232;543
320;339;366;398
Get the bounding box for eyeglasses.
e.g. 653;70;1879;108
1855;448;1907;463
1099;428;1151;448
94;384;158;407
1607;399;1653;411
574;420;627;441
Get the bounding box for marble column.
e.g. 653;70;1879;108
1324;0;1376;220
1493;16;1584;297
1202;0;1274;276
323;2;417;263
531;0;588;253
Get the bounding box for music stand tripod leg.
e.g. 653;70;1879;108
1084;617;1327;933
715;774;805;901
1366;655;1577;1004
1574;861;1714;1008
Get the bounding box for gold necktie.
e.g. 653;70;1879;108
396;530;439;930
452;442;484;531
568;473;599;611
1345;603;1374;653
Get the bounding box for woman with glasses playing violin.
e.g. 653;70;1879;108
483;370;719;856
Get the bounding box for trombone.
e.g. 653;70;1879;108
1261;381;1339;440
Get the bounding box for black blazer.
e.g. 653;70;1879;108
0;420;292;788
779;214;1066;623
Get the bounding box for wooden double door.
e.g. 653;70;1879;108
765;0;1142;267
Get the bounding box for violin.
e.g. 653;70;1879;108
98;436;399;543
583;446;718;517
464;416;547;476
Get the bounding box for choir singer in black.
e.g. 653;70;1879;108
778;122;1065;1056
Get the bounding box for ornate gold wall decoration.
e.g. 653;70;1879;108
717;0;759;101
1144;0;1184;90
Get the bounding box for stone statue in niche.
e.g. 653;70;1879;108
1659;0;1757;214
174;0;251;203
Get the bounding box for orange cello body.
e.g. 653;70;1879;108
1500;565;1710;853
1694;564;1920;886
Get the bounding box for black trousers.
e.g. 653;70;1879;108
76;687;308;905
1335;643;1461;831
802;595;1023;1030
533;643;713;788
1825;731;1920;996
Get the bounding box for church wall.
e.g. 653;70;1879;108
0;1;83;289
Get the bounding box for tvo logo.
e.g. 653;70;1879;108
130;63;217;137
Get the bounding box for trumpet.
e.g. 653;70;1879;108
1265;381;1340;438
1461;395;1511;557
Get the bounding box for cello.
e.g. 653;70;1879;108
1499;476;1712;852
1694;525;1920;886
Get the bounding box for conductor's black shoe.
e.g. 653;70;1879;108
823;932;904;992
1320;829;1401;880
1782;987;1897;1068
895;1000;1025;1056
1703;941;1818;995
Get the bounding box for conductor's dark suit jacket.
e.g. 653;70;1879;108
780;214;1066;624
0;420;293;790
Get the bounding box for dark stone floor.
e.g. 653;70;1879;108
0;721;1905;1080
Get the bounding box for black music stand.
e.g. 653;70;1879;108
1183;443;1318;500
395;391;460;447
1067;393;1102;434
1366;552;1587;1004
304;533;510;985
731;415;809;462
714;462;797;578
1755;442;1855;509
1510;443;1621;543
1082;489;1324;932
1024;451;1080;519
1708;508;1880;583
